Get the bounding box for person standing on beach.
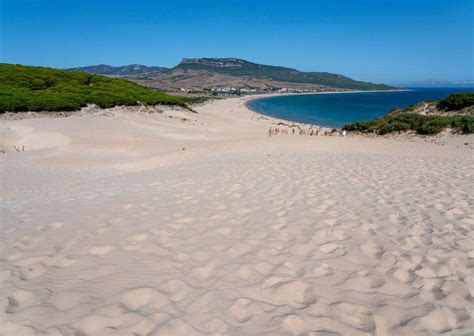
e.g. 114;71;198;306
268;128;272;137
342;130;347;137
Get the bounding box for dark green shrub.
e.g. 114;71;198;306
0;63;204;112
418;118;449;134
438;92;474;110
378;121;411;134
344;112;474;135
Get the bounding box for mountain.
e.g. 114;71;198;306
398;79;474;88
172;58;393;90
69;58;395;91
68;64;168;76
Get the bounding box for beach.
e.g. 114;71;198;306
1;97;473;335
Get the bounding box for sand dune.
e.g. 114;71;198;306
1;97;473;335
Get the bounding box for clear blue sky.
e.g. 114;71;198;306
1;0;472;84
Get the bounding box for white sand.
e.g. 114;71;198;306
1;97;473;335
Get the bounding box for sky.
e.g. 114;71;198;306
1;0;473;84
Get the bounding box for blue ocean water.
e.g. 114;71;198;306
247;88;474;128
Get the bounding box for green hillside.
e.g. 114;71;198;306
175;58;394;90
0;63;199;113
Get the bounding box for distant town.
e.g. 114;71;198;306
179;86;346;96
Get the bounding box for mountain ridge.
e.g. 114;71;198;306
70;58;395;91
68;64;168;76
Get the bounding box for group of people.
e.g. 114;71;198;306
268;127;292;136
268;126;347;137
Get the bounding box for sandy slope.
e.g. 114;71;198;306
1;97;473;335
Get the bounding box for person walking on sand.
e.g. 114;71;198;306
342;130;347;137
268;128;272;137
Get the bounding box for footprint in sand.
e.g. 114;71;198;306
1;323;36;336
419;308;453;333
226;243;255;259
49;255;79;268
318;243;339;254
261;278;317;306
313;263;333;277
47;291;84;310
119;287;168;311
171;253;190;263
189;261;218;281
393;268;416;283
357;270;386;288
236;207;253;216
360;242;384;258
204;318;230;334
37;327;65;336
175;217;195;224
236;264;259;281
158;279;192;302
78;264;114;280
19;263;47;280
126;233;149;243
107;218;124;226
281;258;306;277
14;255;49;267
332;302;376;333
191;251;212;263
229;298;254;323
55;238;76;251
442;280;471;299
149;319;200;336
89;245;115;255
94;227;110;236
71;313;123;335
39;222;64;231
14;235;44;250
217;226;233;237
253;261;276;274
0;269;12;282
6;290;35;313
420;278;446;300
281;315;308;335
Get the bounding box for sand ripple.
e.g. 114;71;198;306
1;113;473;335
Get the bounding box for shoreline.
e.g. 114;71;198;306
242;88;411;129
1;93;473;335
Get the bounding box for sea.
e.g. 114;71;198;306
247;87;474;128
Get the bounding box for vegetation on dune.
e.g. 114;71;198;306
438;92;474;111
0;63;203;113
344;92;474;135
344;113;474;135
